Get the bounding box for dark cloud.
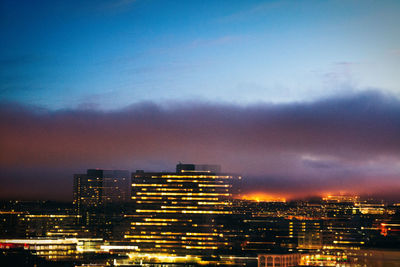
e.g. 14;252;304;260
0;91;399;200
302;159;339;170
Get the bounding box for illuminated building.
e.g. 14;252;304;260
322;195;359;203
125;164;240;255
0;238;107;261
230;201;292;254
0;238;81;261
258;253;301;267
22;214;80;238
73;169;130;238
356;203;388;215
73;169;130;210
0;202;84;239
286;219;322;250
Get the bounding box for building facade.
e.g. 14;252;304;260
258;253;301;267
73;169;130;237
125;164;240;255
73;169;130;210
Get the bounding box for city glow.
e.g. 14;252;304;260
241;192;287;203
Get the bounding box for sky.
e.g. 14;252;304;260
1;0;400;200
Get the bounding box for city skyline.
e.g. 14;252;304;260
1;0;400;201
1;1;400;265
1;164;399;266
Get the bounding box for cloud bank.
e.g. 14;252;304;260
1;91;399;200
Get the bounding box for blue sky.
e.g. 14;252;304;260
1;0;400;109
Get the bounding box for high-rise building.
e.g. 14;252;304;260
73;169;130;237
73;169;130;210
125;164;240;255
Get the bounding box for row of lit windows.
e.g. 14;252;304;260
131;222;170;226
136;209;232;214
121;239;223;246
128;232;222;236
131;196;222;201
136;192;230;196
166;179;226;183
144;218;182;222
159;175;232;179
132;184;169;187
125;235;217;241
152;244;220;250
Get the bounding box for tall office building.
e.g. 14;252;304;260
73;169;130;209
73;169;130;235
125;164;240;255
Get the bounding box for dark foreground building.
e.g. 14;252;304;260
73;169;130;209
73;169;130;238
124;163;241;255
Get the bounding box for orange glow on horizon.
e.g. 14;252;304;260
238;191;361;202
239;192;286;203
